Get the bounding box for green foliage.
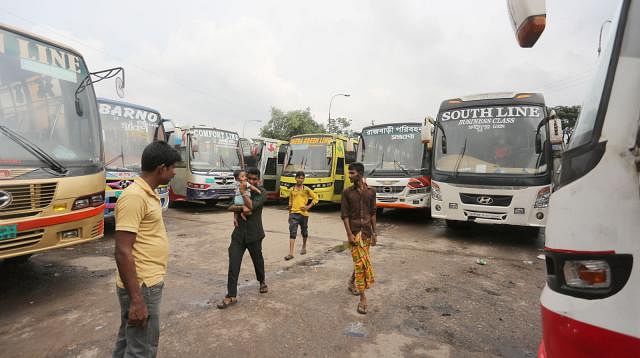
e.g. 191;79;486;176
327;117;354;137
551;105;581;130
259;107;326;141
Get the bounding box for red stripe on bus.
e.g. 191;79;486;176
16;205;105;231
544;247;616;255
540;305;640;357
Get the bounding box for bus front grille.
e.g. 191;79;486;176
0;183;57;218
459;193;512;207
0;229;45;251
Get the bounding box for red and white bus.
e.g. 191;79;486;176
509;0;640;356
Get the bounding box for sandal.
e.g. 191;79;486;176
259;282;268;294
216;296;237;309
284;255;294;261
357;302;367;315
348;281;361;296
300;248;307;255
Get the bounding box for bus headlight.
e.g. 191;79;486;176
72;192;104;210
431;182;442;201
534;186;551;208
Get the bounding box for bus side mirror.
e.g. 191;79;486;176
422;117;434;150
549;112;563;146
191;135;199;153
507;0;546;48
162;120;175;135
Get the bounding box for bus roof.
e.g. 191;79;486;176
439;92;545;111
97;97;161;116
361;122;422;132
0;23;84;59
290;133;349;141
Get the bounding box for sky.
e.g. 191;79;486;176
0;0;622;137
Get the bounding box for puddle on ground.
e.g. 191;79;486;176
298;258;323;267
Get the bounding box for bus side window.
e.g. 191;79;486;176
175;147;187;168
336;157;345;175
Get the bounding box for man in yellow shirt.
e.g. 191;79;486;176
285;171;319;260
113;141;180;358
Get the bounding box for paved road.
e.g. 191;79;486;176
0;204;545;357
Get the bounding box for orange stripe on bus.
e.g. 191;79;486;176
16;204;105;231
376;202;421;209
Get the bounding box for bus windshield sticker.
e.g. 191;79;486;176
364;125;421;140
290;137;332;144
192;129;239;145
440;106;543;133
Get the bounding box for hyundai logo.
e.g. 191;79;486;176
0;190;12;209
476;196;494;205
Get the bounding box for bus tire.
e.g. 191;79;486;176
424;207;432;219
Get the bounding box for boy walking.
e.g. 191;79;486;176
285;171;318;260
113;141;181;358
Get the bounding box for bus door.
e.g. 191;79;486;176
169;129;189;201
262;141;280;195
333;139;346;197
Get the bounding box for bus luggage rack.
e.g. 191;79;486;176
0;229;45;251
459;193;513;207
0;183;57;219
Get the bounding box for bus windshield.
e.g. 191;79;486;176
284;143;332;176
435;105;547;175
0;28;101;168
99;102;159;171
361;124;427;176
191;141;241;172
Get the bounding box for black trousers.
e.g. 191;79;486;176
227;239;265;297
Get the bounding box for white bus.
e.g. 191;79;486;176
357;122;431;215
168;126;242;206
98;98;173;217
240;137;288;201
428;92;563;228
508;0;640;356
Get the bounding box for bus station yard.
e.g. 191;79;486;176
0;204;546;358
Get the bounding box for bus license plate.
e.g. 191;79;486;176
0;224;18;241
218;196;231;200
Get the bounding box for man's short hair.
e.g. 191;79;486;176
246;166;261;179
295;171;305;178
141;141;182;172
349;162;365;175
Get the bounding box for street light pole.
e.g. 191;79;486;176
242;119;262;137
328;93;351;122
597;19;612;57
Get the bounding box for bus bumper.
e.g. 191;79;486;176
430;182;548;227
187;188;235;201
0;205;105;260
376;193;430;209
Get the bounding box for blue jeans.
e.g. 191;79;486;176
113;282;164;358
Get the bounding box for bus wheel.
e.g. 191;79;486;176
376;208;384;216
424;207;432;219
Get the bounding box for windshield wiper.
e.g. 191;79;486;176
368;151;385;176
105;145;126;168
453;137;468;178
393;160;411;176
0;125;68;175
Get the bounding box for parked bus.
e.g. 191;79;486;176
280;134;356;204
507;0;640;356
98;98;173;218
168;125;242;206
426;92;563;228
357;122;431;215
240;137;288;201
0;24;123;261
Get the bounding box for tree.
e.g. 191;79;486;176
551;105;581;130
260;107;326;141
327;117;354;136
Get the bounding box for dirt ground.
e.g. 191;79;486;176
0;204;546;358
